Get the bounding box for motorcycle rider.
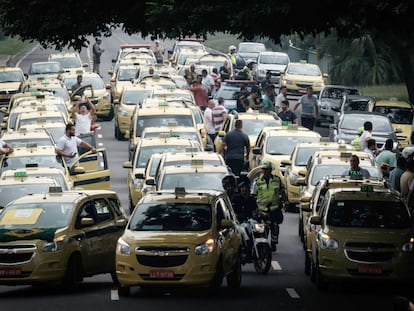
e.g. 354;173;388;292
221;173;237;202
232;177;259;262
252;161;285;252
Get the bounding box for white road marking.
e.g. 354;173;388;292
286;288;300;299
271;260;282;270
16;44;40;67
111;289;119;300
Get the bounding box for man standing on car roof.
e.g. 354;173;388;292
92;38;105;75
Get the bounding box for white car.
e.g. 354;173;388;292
255;51;290;84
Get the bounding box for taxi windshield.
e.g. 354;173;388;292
118;68;139;81
129;203;212;231
241;119;281;137
143;131;200;143
0;183;58;209
122;89;153;106
0;71;24;83
160;172;225;191
1;155;64;173
0;203;74;230
136;146;195;168
327;199;410;228
266;136;320;155
372;106;413;125
54;57;82;69
136;115;194;137
311;165;380;186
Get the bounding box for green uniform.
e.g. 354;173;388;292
253;175;283;211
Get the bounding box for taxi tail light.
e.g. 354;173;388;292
42;235;68;252
195;238;215;255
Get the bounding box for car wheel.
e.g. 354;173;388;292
115;122;124;141
304;252;311;276
227;253;242;288
118;285;131;297
63;254;83;290
102;105;114;121
209;259;223;291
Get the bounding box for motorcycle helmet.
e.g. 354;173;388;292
228;45;237;52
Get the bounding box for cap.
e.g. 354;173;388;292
261;161;274;170
402;147;414;159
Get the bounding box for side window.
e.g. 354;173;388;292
216;200;225;227
77;201;97;227
220;197;236;222
93;198;114;223
318;194;330;219
108;197;123;217
315;188;328;212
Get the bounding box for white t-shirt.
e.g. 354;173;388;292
204;107;216;135
359;130;372;151
74;113;92;136
56;135;82;167
275;93;286;110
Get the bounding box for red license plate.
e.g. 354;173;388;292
0;268;22;277
357;264;382;274
149;270;174;279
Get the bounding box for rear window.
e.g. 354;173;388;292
327;199;410;228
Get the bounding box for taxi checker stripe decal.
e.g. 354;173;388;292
73;175;110;187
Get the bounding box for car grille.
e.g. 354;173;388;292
344;242;395;263
135;246;189;267
138;273;185;281
0;244;37;265
296;82;313;88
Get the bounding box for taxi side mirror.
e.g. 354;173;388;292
122;161;132;169
116;218;127;227
300;204;311;213
108;70;114;76
296;177;306;186
82;63;89;68
309;215;322;225
252;147;262;155
135;173;144;179
298;169;307;176
80;217;95;227
220;219;234;229
145;179;156;186
280;159;291;167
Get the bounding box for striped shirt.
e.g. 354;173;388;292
212;105;228;131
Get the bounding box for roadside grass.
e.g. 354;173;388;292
0;36;32;55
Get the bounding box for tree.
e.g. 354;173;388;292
0;0;413;100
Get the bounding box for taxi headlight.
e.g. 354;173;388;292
318;232;338;250
314;81;324;87
42;235;68;252
116;238;131;255
195;238;215;255
283;79;293;85
402;239;414;252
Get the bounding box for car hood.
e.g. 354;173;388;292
319;98;341;108
337;129;396;144
327;226;409;244
284;73;322;83
122;229;212;245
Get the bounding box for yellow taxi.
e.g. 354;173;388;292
1;128;55;147
19;78;71;109
0;187;127;287
0;66;25;109
60;72;113;121
0;172;61;210
126;98;201;160
111;44;156;70
307;182;414;289
214;110;281;152
48;52;88;75
108;63;141;103
301;175;386;274
1;166;73;191
123;136;203;212
156;163;229;192
115;187;241;296
280;62;327;96
248;124;321;180
280;140;354;210
135;74;177;89
297;150;379;248
135;63;178;82
0;142;110;191
370;99;413;149
151;86;195;103
114;84;157;140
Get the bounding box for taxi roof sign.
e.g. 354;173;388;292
340;152;352;158
174;187;186;198
361;184;374;192
49;186;63;193
14;171;27;177
287;124;298;130
167;121;178;127
191;159;204;167
159;101;169;107
26;143;37;149
185;147;199;153
281;120;292;126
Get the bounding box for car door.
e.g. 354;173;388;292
68;148;110;190
250;130;265;169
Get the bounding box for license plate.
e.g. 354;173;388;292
357;264;382;274
149;270;174;279
0;267;22;277
298;89;307;93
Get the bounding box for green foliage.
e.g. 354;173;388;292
0;36;31;55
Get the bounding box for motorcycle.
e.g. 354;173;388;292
240;215;272;274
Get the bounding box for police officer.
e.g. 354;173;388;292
252;161;285;252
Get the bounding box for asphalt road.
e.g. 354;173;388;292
0;29;409;310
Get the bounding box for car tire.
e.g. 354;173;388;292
102;105;114;121
118;285;131;297
63;254;83;290
226;254;242;288
115;122;123;141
